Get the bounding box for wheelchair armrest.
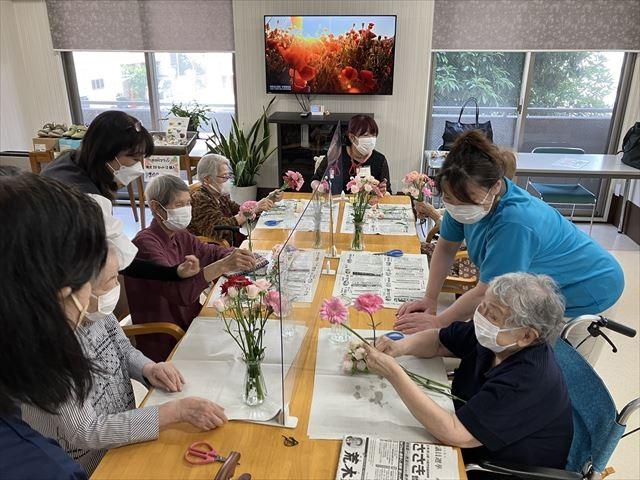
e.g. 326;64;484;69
466;460;582;480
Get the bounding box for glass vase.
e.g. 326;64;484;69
351;220;365;251
330;321;350;344
242;356;267;406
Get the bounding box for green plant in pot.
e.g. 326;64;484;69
206;98;276;203
166;102;210;131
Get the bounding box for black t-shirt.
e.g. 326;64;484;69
312;146;391;194
439;321;573;469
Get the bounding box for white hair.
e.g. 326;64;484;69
489;273;566;343
197;153;231;182
145;174;188;206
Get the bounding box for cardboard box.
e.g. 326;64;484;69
59;138;82;152
32;137;58;152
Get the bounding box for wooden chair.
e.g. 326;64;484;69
28;150;55;173
425;224;478;295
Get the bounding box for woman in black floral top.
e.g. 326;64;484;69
188;154;281;246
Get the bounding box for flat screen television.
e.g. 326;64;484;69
264;15;397;95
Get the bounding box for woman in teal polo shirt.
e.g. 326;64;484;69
395;131;624;356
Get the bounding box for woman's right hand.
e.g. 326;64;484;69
375;336;406;358
177;255;200;279
257;197;274;213
397;296;437;317
178;397;228;430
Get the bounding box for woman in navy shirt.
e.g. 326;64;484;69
364;273;573;470
0;172;108;479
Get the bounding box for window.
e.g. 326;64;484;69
427;50;627;154
427;52;526;149
154;52;235;134
91;78;104;90
521;52;625;153
66;51;236;134
73;52;151;127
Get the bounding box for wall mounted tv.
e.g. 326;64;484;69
264;15;397;95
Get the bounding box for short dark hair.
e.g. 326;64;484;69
348;115;379;137
76;110;153;199
436;130;505;204
0;174;107;414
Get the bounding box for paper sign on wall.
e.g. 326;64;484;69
144;155;180;181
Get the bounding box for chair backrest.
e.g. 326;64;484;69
554;339;624;474
532;147;585;155
188;181;202;193
28;150;55;174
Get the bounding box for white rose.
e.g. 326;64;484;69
353;348;366;360
342;359;354;373
227;287;238;298
364;184;373;192
246;285;260;299
212;299;226;313
356;360;367;371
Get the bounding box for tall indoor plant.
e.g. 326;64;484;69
206;98;277;203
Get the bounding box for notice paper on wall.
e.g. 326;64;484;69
335;435;460;480
143;155;180;181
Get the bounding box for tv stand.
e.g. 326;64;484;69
267;112;374;192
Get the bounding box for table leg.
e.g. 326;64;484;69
618;179;631;233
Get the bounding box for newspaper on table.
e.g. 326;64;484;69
206;248;324;305
336;435;460;480
332;252;428;308
342;204;416;235
255;198;339;232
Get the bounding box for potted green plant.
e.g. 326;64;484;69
166;102;210;131
206;98;276;204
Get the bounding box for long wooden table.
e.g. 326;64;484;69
92;193;467;480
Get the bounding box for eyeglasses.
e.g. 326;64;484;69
217;174;234;181
125;121;142;132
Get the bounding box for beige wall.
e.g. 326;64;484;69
0;0;70;152
232;1;434;190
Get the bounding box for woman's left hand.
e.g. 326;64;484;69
143;362;185;392
362;343;400;379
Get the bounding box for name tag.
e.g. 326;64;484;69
358;166;371;178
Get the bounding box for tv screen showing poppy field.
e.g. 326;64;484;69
264;15;397;95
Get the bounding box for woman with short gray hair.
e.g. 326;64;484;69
363;272;573;471
188;153;282;245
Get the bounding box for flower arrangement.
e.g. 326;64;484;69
213;276;279;406
346;175;386;250
401;171;435;203
319;295;463;402
240;201;258;252
280;170;305;192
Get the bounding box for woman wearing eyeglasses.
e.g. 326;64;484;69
42;110;200;281
188;153;282;246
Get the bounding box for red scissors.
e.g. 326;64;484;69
184;441;229;465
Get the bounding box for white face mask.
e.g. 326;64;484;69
443;189;493;224
217;179;232;196
161;204;192;231
111;158;145;186
473;308;523;353
354;136;376;156
91;282;120;315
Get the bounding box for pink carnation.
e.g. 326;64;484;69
353;293;384;315
319;297;349;325
240;200;258;219
283;170;305;191
265;290;291;316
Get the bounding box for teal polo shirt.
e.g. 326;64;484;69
440;178;624;317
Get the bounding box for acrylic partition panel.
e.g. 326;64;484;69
272;165;335;427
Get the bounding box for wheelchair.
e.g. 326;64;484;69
466;316;638;479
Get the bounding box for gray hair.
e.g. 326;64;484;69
197;153;231;182
489;273;566;343
145;174;188;206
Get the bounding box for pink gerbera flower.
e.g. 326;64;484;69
319;297;348;325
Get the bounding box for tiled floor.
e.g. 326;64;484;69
118;207;639;477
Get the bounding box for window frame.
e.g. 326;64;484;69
61;51;238;131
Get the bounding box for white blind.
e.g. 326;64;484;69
46;0;234;52
433;0;640;51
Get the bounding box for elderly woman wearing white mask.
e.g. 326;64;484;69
188;153;282;245
22;246;229;475
363;272;573;472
